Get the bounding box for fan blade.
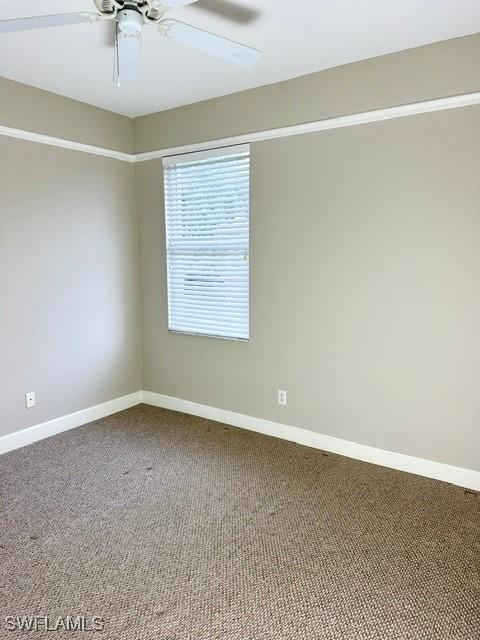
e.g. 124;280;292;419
150;0;199;7
0;13;100;34
191;0;259;25
160;19;261;66
113;26;142;87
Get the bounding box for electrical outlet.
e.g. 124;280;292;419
25;392;36;409
278;390;287;406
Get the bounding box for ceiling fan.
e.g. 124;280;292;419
0;0;262;87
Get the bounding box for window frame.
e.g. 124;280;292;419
162;144;250;341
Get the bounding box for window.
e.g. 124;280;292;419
163;144;250;340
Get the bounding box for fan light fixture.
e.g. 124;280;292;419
0;0;262;88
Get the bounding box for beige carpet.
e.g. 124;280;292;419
0;404;479;639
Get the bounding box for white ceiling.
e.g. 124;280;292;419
0;0;479;117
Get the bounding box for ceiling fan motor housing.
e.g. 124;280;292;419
117;8;144;36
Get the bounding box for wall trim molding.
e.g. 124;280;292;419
1;92;480;163
0;391;142;455
0;124;133;162
142;391;480;491
134;92;480;162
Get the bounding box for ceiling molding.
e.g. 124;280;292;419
1;92;480;164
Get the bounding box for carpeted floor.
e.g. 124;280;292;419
0;404;479;639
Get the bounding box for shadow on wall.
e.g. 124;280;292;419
0;141;142;437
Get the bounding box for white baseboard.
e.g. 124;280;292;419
142;391;480;491
2;389;478;491
0;391;143;455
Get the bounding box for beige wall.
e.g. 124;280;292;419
136;105;480;471
133;34;480;153
0;77;133;153
0;136;142;436
1;35;479;470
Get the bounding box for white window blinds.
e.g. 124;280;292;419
163;144;250;340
